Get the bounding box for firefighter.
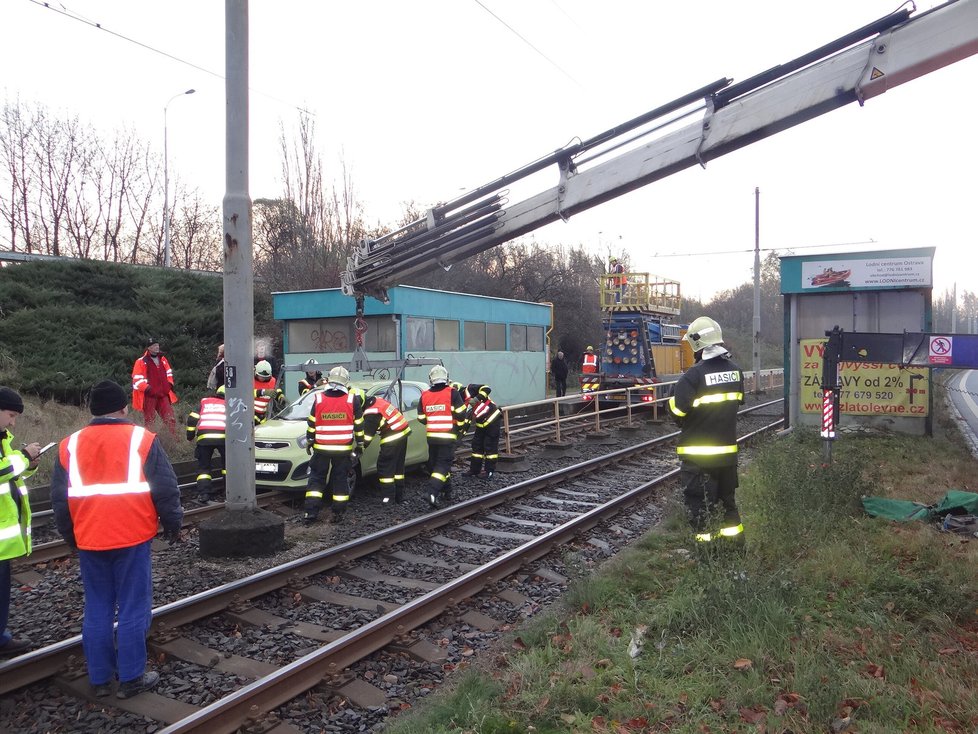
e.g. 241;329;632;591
582;346;599;374
465;384;501;480
303;366;365;524
362;392;411;504
185;385;226;503
668;316;745;547
418;365;466;508
298;358;322;396
253;360;283;425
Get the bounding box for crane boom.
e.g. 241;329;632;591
342;0;978;303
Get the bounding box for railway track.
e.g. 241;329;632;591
0;400;783;734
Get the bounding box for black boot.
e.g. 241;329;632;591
466;459;481;476
394;486;405;504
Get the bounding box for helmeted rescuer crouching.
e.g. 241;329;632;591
303;366;365;524
362;391;411;505
418;365;467;508
668;317;746;546
252;360;283;425
185;384;227;503
465;384;501;479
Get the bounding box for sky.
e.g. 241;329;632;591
1;0;976;304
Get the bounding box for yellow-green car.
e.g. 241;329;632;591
254;379;430;492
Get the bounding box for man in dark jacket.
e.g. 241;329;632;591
550;350;569;397
51;380;182;699
668;317;745;547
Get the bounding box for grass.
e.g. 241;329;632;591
386;418;978;733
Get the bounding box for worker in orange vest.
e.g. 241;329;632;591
582;346;599;374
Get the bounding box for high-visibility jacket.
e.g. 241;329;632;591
307;390;364;453
253;376;282;421
668;354;744;469
611;263;627;287
186;396;226;445
298;376;320;395
582;353;599;373
472;399;501;429
418;384;466;443
131;352;178;410
0;429;35;562
58;423;159;550
363;396;410;445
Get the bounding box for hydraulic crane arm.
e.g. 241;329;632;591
343;0;978;303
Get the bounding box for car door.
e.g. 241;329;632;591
397;382;429;466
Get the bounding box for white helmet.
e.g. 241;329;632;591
683;316;723;353
327;365;350;389
428;365;449;386
255;360;272;378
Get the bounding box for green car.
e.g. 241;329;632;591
254;379;430;492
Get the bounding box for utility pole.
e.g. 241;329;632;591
752;187;761;393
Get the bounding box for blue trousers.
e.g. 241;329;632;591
0;559;11;647
78;540;153;685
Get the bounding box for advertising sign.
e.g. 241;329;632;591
800;339;929;417
801;256;931;290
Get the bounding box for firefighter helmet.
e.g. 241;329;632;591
428;365;449;386
327;365;350;388
255;360;272;378
216;385;225;396
683;316;723;353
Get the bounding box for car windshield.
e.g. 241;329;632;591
272;379;414;421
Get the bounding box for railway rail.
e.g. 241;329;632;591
1;400;783;734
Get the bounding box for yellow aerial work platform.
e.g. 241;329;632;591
600;272;681;315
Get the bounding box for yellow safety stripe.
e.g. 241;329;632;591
695;532;712;543
196;474;211;481
378;477;395;484
677;444;738;456
691;392;743;407
305;490;324;499
719;523;744;537
333;495;350;503
431;472;448;481
668;396;686;417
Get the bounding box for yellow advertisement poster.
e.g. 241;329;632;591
799;338;929;416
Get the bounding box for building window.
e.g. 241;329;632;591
510;324;527;352
288;317;396;353
406;317;434;351
434;319;459;351
487;323;506;351
527;325;544;352
464;321;486;351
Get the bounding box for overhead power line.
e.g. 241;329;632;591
26;0;315;116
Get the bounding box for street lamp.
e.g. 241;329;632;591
163;88;196;268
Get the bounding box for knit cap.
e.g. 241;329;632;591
0;386;24;413
89;380;128;416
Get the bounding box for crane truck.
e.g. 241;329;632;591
339;0;978;383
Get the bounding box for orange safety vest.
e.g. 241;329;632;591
58;423;158;551
611;263;627;287
311;392;356;453
419;389;458;441
253;376;278;418
193;396;226;442
131;353;178;410
582;353;599;373
364;396;410;444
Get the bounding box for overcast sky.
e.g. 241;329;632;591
2;0;976;303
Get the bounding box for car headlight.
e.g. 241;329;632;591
297;435;311;449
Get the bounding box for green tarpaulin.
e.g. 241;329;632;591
862;490;978;522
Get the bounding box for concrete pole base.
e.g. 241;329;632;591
540;441;581;459
198;507;285;558
495;452;529;473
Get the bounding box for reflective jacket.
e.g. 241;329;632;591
472;399;501;430
582;353;599;373
0;429;35;562
307;390;364;453
253;376;283;422
131;352;178;410
668;353;744;468
418;384;466;443
186;395;226;445
56;423;161;550
363;396;410;445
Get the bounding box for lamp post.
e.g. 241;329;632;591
163;88;196;268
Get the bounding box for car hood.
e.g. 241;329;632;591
255;418;305;440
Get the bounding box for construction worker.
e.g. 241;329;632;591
465;384;501;480
418;365;466;508
582;346;599;374
609;256;627;304
253;360;283;425
298;358;322;396
668;316;745;548
362;392;411;505
303;366;365;524
185;385;226;503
